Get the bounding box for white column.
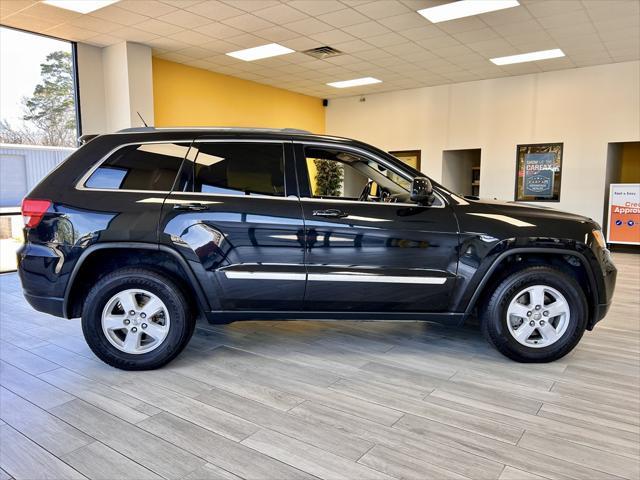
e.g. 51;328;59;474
76;41;154;134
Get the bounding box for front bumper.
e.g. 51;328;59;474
23;292;64;317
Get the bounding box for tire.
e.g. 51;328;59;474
82;267;194;370
480;266;587;362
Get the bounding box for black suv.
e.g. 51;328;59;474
18;128;616;370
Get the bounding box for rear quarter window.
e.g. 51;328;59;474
84;142;191;191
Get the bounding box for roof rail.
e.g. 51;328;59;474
115;126;312;134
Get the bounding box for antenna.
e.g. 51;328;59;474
137;111;149;128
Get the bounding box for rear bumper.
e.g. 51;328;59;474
23;292;64;317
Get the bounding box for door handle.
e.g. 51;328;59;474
173;203;208;211
312;209;349;218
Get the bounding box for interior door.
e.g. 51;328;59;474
160;139;306;311
296;142;459;313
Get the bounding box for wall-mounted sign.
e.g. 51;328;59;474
607;183;640;245
515;143;563;202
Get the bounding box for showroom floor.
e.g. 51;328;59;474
0;253;638;480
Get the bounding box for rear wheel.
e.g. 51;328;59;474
481;266;587;362
82;268;194;370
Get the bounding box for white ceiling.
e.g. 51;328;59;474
1;0;639;98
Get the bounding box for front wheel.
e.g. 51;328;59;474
481;266;588;362
82;268;194;370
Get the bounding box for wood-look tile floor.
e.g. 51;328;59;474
0;252;638;480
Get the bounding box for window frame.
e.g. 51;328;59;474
76;140;195;193
294;141;445;208
180;139;294;199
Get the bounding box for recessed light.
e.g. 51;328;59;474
490;49;565;65
327;77;382;89
417;0;519;23
226;43;294;61
42;0;120;14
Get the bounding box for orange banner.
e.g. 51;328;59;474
607;184;640;245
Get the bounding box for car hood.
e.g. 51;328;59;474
454;196;598;240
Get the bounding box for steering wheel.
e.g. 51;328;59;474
358;180;373;202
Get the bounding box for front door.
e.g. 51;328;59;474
296;143;459;313
160;139;306;311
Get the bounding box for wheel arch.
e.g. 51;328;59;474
63;242;210;319
464;247;599;329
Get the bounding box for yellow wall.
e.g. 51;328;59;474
620;142;640;183
152;58;325;133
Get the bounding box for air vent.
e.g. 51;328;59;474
302;46;343;60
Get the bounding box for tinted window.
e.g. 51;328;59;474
192;142;285;197
85;143;190;191
305;147;412;202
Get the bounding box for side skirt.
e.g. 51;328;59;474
204;310;466;326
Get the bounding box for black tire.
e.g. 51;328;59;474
480;266;587;362
82;267;194;370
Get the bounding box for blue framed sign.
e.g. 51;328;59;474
515;143;563;202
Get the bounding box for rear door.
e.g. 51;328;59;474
160;138;306;311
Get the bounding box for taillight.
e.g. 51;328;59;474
21;198;51;228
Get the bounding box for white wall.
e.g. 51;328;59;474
326;61;640;225
76;41;154;134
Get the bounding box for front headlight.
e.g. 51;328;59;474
592;229;607;249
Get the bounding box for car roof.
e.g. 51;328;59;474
116;126;313;135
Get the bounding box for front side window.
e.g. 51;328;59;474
85;143;190;191
305;146;412;203
191;142;285;197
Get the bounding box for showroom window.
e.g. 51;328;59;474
191;142;285;197
85;143;191;191
304;147;411;201
0;26;80;272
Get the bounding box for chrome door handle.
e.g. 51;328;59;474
312;209;348;218
173;203;208;211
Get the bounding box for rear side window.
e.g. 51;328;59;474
191;142;285;196
85;143;191;191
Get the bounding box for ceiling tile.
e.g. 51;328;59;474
0;1;37;19
145;36;191;51
309;29;356;45
118;1;177;17
377;12;427;30
398;23;445;41
185;1;244;20
11;1;79;23
222;13;274;32
331;38;373;53
223;0;281;11
367;32;408;47
110;26;159;43
157;9;211;28
279;36;322;51
176;45;215;59
287;0;345;16
71;15;124;34
89;6;149;26
168;29;214;45
354;1;410;20
136;18;184;35
317;8;370;28
85;34;123;47
522;0;583;17
194;22;243;38
437;16;487;34
452;27;499;44
45;24;97;41
254;25;301;42
226;32;268;48
161;0;203;7
253;3;308;24
284;17;333;35
344;21;391;38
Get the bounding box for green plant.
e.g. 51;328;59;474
314;159;343;197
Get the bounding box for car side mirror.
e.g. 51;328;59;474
410;176;435;206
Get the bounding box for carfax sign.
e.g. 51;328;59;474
523;153;555;198
607;183;640;245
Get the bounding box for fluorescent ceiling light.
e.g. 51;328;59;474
327;77;382;89
226;43;294;61
490;48;565;65
417;0;519;23
42;0;120;14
